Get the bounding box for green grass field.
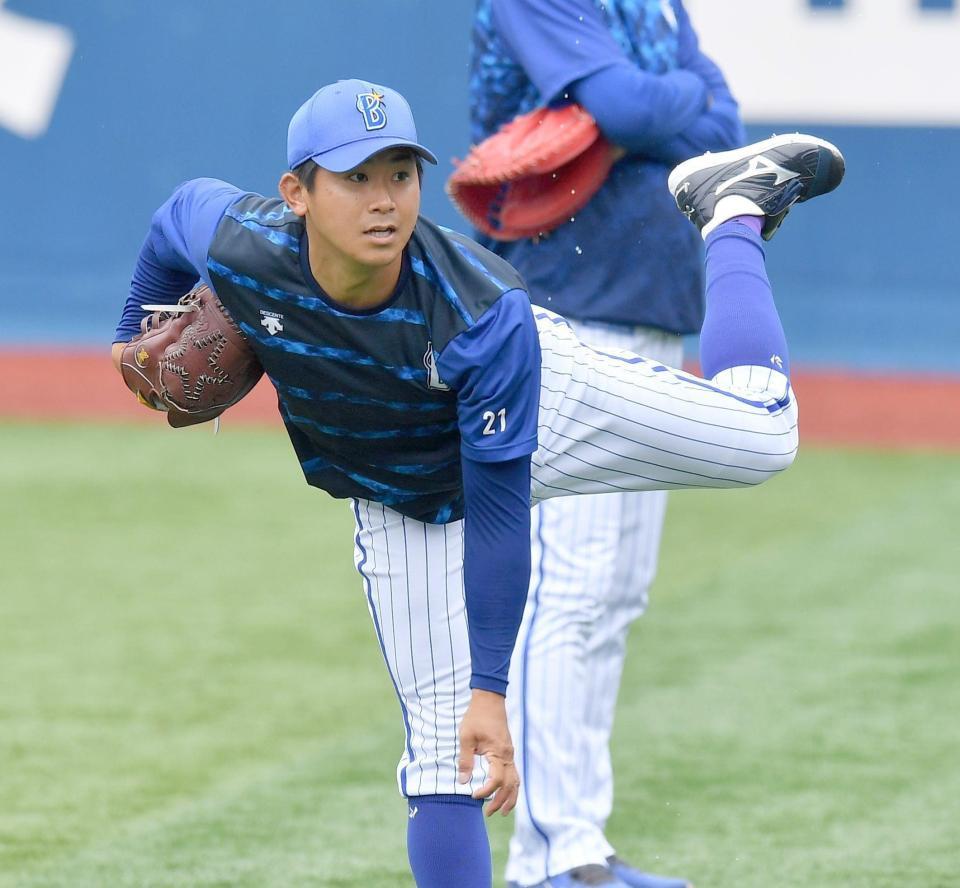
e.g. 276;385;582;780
2;421;958;887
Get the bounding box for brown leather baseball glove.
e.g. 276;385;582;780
446;104;619;241
119;284;263;428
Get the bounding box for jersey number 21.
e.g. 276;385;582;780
482;408;507;435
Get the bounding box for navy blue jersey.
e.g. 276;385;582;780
469;0;743;334
117;179;541;525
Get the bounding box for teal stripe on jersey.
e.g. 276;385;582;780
241;322;426;380
382;459;458;476
210;259;329;310
448;238;509;290
410;255;474;326
434;503;455;523
224;212;300;253
285;409;459;440
301;457;424;503
278;384;449;413
227;204;293;223
210;259;426;325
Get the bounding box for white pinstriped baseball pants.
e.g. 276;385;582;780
350;308;797;808
506;319;682;886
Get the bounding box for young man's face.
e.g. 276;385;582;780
299;149;420;272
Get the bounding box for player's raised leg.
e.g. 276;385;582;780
532;135;845;503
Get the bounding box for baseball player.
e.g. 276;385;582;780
110;79;843;888
466;2;745;886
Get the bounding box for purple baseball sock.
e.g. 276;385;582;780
733;213;763;236
699;217;789;380
406;794;491;887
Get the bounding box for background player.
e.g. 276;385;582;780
467;2;744;885
111;78;842;888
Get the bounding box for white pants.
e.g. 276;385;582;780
351;308;796;807
505;320;682;886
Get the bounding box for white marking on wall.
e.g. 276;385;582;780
0;0;74;138
684;0;960;125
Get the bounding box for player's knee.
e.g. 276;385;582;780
769;441;799;476
750;428;798;481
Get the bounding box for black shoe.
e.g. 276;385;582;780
667;133;845;240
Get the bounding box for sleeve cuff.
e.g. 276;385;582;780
470;674;508;696
459;435;538;463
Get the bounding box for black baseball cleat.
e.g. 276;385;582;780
667;134;845;240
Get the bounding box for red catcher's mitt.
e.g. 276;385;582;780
119;284;264;428
446;104;618;241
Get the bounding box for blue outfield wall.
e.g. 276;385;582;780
0;1;956;374
743;122;959;374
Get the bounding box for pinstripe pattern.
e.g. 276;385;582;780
532;308;797;502
349;309;797;822
351;501;489;798
351;499;415;796
517;506;555;859
508;320;681;883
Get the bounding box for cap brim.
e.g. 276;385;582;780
310;137;438;173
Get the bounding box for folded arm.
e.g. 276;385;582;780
491;0;743;163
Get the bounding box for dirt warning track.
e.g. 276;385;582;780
2;350;958;450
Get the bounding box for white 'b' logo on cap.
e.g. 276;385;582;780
356;90;387;131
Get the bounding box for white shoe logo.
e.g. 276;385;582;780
770;354;784;369
408;806;418;819
716;155;799;196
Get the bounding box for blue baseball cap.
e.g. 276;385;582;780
287;79;438;172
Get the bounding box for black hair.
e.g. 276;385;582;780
292;152;424;192
294;159;320;191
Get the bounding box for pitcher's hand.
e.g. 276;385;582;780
457;689;520;816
